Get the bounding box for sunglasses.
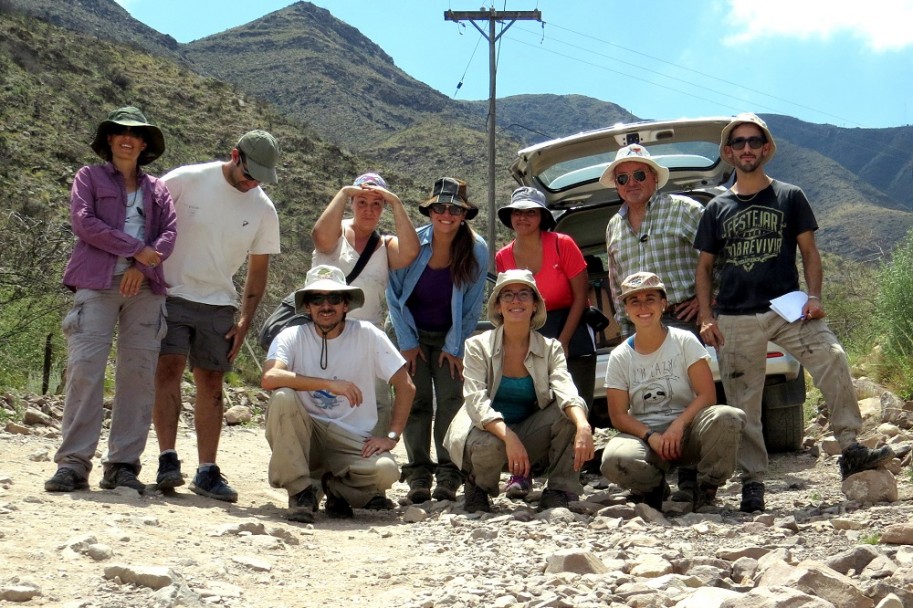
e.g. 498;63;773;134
305;293;346;306
728;136;766;150
498;289;534;303
429;203;467;216
615;170;648;186
237;150;258;181
109;125;142;137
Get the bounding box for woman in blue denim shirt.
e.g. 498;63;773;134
386;177;488;504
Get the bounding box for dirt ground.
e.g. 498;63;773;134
0;424;458;607
2;414;911;607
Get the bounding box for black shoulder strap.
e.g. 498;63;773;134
346;230;380;284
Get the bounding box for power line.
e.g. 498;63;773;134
511;21;865;127
509;36;761;118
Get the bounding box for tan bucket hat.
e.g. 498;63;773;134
487;269;547;330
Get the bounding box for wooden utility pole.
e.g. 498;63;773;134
444;8;542;270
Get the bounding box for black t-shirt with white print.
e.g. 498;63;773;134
694;180;818;315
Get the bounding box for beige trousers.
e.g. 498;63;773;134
718;311;862;483
600;405;746;494
264;388;399;508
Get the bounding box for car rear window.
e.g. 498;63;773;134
540;141;720;191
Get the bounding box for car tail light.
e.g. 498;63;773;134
766;351;785;359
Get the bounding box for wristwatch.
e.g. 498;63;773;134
642;430;654;443
387;431;401;443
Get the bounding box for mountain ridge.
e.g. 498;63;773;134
2;0;912;261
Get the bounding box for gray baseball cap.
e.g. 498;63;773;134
237;130;280;184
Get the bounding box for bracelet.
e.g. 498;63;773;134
808;296;820;301
642;430;654;443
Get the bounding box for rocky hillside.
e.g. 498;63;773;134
4;0;912;261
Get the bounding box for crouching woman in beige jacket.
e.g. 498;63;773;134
443;269;594;513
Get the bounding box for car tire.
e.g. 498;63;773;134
761;373;807;453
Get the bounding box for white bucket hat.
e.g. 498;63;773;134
294;265;365;314
487;269;547;330
599;144;670;190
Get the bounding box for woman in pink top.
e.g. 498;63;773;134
495;186;595;498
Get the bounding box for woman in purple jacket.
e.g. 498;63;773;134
45;107;177;494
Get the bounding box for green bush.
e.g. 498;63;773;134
875;231;913;397
818;254;879;358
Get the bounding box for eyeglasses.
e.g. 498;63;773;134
511;208;540;218
498;289;534;303
305;293;346;306
615;170;648;186
728;136;766;150
429;203;467;216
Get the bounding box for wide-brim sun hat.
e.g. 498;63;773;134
294;265;365;314
719;112;777;167
419;177;478;220
497;186;556;231
620;271;667;304
237;130;280;184
598;144;670;190
90;106;165;166
487;269;547;331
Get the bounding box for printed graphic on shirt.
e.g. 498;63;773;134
310;388;344;410
640;381;671;410
721;205;784;272
632;357;679;417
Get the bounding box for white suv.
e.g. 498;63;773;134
508;117;806;453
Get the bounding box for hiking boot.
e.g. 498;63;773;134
99;463;146;494
431;477;461;501
321;473;354;519
463;479;491;513
156;452;184;490
364;494;395;511
406;478;432;504
740;481;765;513
190;465;238;503
504;474;532;499
670;468;697;503
630;476;670;511
838;443;896;480
694;483;719;511
287;486;318;523
537;488;571;512
45;468;89;493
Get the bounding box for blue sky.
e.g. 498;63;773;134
115;0;913;128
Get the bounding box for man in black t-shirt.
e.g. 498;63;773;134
694;113;894;513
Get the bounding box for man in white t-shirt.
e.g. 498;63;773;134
153;130;282;503
262;265;415;523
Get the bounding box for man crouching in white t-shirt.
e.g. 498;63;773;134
262;265;415;523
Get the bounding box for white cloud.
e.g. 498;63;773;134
723;0;913;51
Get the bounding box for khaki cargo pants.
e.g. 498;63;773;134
265;388;399;508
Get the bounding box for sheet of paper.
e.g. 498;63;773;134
770;290;808;323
